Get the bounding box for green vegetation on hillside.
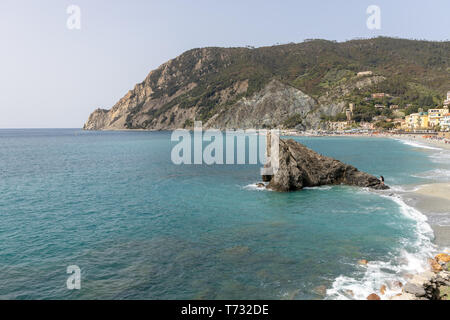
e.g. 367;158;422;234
137;37;450;124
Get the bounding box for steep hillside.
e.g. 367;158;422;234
84;37;450;130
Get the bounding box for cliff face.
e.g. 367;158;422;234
84;38;450;131
264;138;389;191
204;79;317;129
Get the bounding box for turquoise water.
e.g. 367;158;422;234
0;130;440;299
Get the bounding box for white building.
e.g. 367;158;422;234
441;113;450;131
357;71;373;77
445;91;450;106
429;108;449;127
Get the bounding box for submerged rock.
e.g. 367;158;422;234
263;138;389;192
312;285;327;297
380;285;387;295
344;289;354;297
358;259;369;265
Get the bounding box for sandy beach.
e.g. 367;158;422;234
415;183;450;202
404;183;450;248
366;133;450;249
394;134;450;151
360;133;450;249
286;131;450;249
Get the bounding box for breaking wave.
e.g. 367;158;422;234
396;139;443;151
326;194;435;300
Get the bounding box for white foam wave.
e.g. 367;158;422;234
388;185;420;193
429;150;450;164
328;138;449;299
413;168;450;181
303;186;333;191
397;139;443;151
327;195;436;300
243;182;269;191
429;215;450;227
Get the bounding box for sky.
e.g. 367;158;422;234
0;0;449;128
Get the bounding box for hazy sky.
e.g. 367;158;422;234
1;0;449;128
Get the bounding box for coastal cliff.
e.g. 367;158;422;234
84;38;450;131
263;138;389;191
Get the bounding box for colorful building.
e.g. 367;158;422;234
372;93;386;99
428;108;449;127
405;112;429;131
441;113;450;131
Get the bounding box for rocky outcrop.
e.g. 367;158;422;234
263;138;389;191
391;254;450;300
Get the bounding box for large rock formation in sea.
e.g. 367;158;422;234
83;38;450;131
263;138;389;191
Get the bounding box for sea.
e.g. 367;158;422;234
0;129;449;300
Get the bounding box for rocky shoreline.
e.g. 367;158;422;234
257;135;449;300
389;253;450;300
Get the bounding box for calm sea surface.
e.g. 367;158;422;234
0;129;447;299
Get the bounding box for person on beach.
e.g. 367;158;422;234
380;176;385;185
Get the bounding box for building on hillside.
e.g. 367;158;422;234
405;112;429;131
373;115;387;122
400;120;409;131
357;71;373;77
420;113;429;129
345;103;355;122
372;93;386;99
441;114;450;131
393;118;405;128
346;109;353;121
428;108;449;127
444;91;450;106
358;122;375;130
389;105;400;110
328;121;348;132
374;104;386;109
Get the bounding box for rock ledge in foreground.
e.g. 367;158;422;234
263;138;389;192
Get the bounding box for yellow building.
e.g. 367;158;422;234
421;114;429;128
405;112;429;131
428;108;449;127
405;114;417;130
